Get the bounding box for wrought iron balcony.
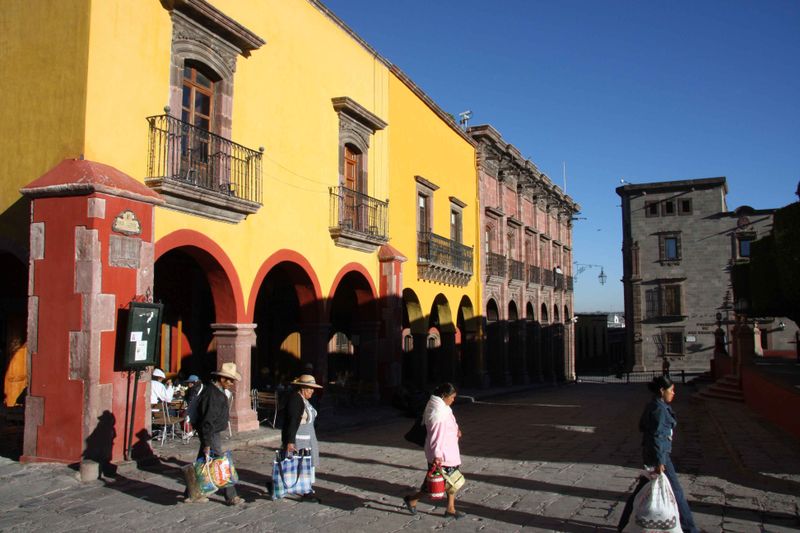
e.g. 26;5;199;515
509;259;525;282
527;264;541;285
417;231;473;286
328;186;389;252
145;114;262;222
486;252;506;278
542;269;554;287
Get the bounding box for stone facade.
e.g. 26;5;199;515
469;125;580;384
617;177;796;372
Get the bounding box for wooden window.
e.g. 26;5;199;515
645;201;659;217
418;193;430;233
663;285;681;316
679;198;693;215
342;144;364;231
344;145;360;191
662;199;676;216
738;236;753;258
664;331;684;355
659;233;681;262
540;241;548;269
181;64;216;165
182;64;215;131
645;289;659;319
450;209;462;243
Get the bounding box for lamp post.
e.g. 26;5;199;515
574;263;607;285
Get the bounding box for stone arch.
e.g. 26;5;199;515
508;300;519;321
251;254;323;387
526;301;535;321
402;289;426;335
541;303;549;324
486;298;500;322
154;230;245;376
155;229;244;323
247;249;322;323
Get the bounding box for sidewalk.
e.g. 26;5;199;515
152;382;549;462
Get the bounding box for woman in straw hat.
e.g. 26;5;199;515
186;362;244;506
281;373;323;502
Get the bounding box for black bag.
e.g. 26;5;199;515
404;416;426;447
186;382;205;423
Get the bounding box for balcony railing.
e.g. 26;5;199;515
566;275;574;291
146;114;262;206
487;252;506;278
329;186;388;247
418;232;473;272
542;269;554;287
509;259;525;282
527;264;541;285
555;272;565;290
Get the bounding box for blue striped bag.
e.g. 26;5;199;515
271;449;313;500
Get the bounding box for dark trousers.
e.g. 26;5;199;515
617;457;697;533
192;432;237;503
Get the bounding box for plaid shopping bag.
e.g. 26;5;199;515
271;449;313;500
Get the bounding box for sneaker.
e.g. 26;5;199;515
226;496;244;506
185;496;209;504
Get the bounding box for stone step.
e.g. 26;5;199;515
697;386;745;402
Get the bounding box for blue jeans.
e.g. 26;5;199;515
617;457;698;533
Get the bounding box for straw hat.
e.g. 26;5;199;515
291;374;322;389
212;362;242;381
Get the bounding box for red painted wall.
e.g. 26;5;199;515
28;196;85;461
25;192;155;463
742;365;800;441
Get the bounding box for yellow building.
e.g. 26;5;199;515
0;0;481;463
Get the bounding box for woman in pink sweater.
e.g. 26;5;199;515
402;383;465;519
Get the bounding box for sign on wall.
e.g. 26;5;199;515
122;302;163;369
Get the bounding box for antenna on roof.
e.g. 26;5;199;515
458;110;472;131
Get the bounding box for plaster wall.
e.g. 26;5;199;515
386;73;480;320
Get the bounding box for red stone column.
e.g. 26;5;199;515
211;323;259;432
20;159;162;465
378;245;406;395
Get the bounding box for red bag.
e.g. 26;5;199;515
426;465;446;500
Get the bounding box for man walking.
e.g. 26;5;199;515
187;362;243;506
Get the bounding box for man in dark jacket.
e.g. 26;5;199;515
187;362;243;506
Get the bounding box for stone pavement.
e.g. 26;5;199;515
0;383;798;532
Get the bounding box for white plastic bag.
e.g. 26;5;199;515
623;472;682;533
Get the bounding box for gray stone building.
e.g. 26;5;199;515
617;177;795;372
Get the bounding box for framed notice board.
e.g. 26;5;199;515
122;302;164;369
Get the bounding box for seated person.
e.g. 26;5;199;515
150;368;174;405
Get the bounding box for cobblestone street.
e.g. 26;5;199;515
0;383;798;532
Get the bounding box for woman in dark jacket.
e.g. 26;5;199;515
618;375;697;532
281;374;322;502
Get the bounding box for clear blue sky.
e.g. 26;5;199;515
323;0;800;312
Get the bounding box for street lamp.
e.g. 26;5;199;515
574;263;607;285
